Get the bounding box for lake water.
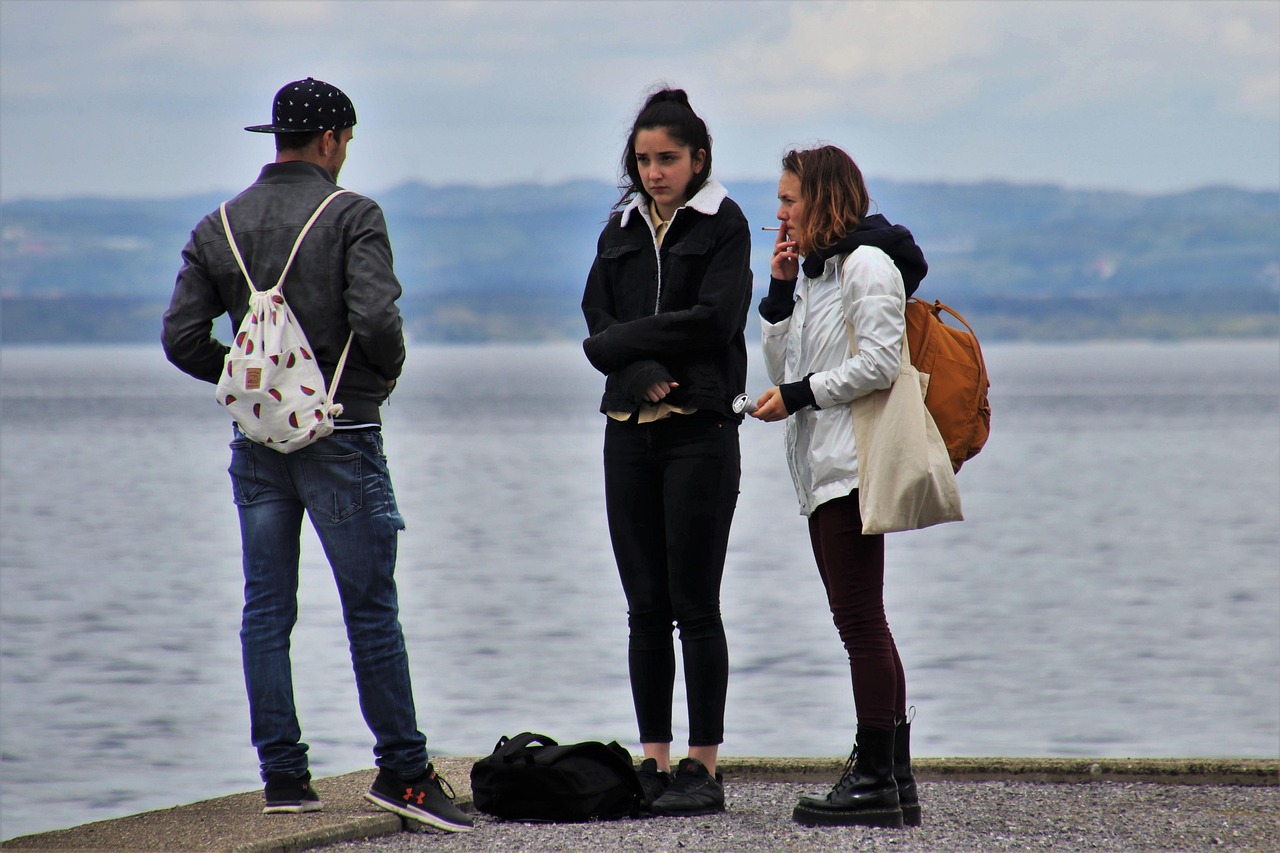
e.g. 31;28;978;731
1;340;1277;840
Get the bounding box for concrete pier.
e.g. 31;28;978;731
3;757;1275;852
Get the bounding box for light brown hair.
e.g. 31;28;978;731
782;146;869;254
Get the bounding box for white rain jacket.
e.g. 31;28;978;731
760;247;906;516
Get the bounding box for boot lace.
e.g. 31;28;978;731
828;746;861;798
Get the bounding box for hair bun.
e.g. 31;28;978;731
645;88;691;109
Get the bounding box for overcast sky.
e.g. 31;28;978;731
1;0;1277;202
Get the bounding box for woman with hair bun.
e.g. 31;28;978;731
751;144;929;830
581;87;753;817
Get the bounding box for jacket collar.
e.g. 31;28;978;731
255;161;339;186
620;178;728;229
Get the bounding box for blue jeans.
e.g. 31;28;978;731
229;427;427;780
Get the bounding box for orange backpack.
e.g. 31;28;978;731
905;298;991;472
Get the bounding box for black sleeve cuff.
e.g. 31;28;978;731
617;360;674;402
779;375;817;414
758;276;799;324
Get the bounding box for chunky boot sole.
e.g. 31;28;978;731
901;801;922;827
792;802;904;828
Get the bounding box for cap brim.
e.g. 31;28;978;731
244;124;316;133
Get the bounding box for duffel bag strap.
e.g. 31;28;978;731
493;731;558;764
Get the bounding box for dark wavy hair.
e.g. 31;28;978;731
615;88;713;210
782;145;869;254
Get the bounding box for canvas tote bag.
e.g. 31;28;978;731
840;259;964;534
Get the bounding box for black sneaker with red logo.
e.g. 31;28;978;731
364;763;474;832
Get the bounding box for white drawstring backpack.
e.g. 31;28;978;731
214;190;354;453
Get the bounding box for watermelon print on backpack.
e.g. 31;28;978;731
214;190;354;453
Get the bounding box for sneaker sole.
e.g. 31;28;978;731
364;791;474;832
263;801;323;815
651;802;726;817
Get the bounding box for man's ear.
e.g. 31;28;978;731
316;129;337;156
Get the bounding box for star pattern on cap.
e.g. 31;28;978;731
260;77;354;132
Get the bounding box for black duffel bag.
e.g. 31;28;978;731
470;732;645;822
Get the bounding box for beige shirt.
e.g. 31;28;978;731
650;200;671;246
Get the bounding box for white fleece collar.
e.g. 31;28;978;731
620;179;728;228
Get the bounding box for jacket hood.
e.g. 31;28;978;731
801;213;928;297
620;178;728;228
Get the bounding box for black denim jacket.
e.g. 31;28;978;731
581;181;752;419
162;162;406;424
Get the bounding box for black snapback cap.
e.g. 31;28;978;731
245;77;356;134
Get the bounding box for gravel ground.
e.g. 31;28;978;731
321;780;1278;852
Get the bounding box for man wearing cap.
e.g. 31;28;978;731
162;78;472;832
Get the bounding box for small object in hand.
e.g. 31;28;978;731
732;393;758;414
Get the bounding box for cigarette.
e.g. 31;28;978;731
761;226;781;231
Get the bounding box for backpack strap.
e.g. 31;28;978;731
328;329;354;407
219;202;256;291
219;189;351;293
911;297;981;340
273;190;351;290
220;190;356;403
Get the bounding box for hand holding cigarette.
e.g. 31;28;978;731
768;222;799;281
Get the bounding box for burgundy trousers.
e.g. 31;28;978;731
807;491;906;731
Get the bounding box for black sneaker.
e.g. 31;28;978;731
263;770;323;814
364;763;474;832
651;757;724;816
636;757;672;812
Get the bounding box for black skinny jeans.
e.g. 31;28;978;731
807;491;907;731
603;411;740;747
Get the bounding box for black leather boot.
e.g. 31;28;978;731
793;725;903;827
895;715;921;827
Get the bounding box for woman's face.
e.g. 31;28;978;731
634;128;706;219
776;171;806;247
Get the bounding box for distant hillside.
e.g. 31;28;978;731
2;179;1276;344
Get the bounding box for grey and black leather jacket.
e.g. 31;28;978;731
162;161;405;425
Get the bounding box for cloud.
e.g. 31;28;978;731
706;0;1279;125
1;0;1276;199
713;1;1000;121
1215;9;1280;116
991;1;1279;118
